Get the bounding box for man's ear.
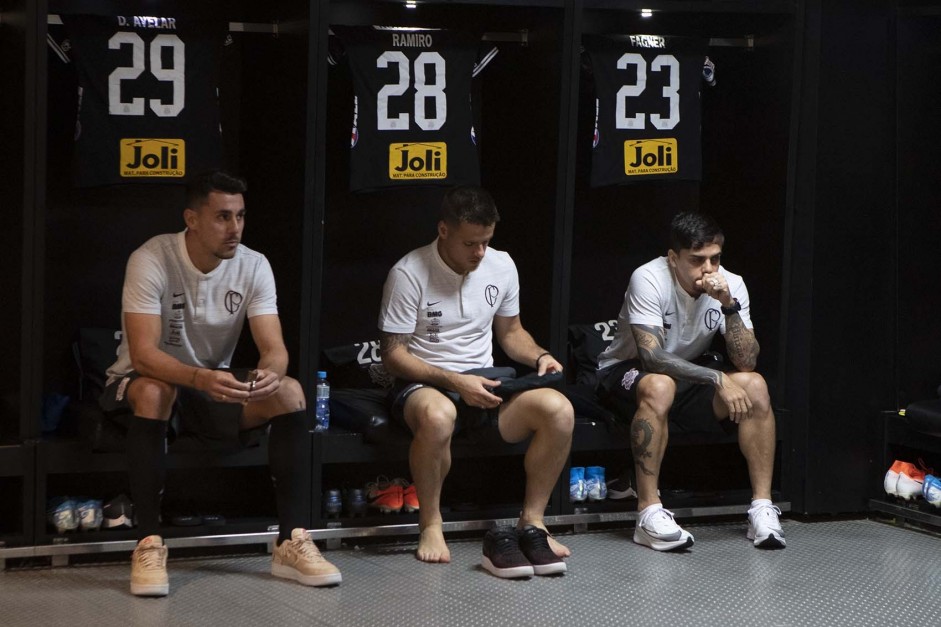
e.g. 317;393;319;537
183;208;197;229
437;220;448;239
667;249;677;268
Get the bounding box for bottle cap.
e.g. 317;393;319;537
317;370;327;378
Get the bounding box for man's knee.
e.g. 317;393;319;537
406;398;457;441
636;374;676;417
533;389;574;434
732;372;771;410
273;376;305;409
128;377;177;419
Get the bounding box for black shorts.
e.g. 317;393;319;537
596;359;732;436
388;367;565;435
100;368;257;446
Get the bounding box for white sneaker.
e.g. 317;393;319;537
747;501;786;548
633;504;694;551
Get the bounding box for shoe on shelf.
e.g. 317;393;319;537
393;479;420;513
746;500;786;549
516;526;566;576
883;460;905;496
103;494;135;529
605;475;638;500
897;460;934;501
924;475;941;508
366;476;404;514
47;497;79;533
586;466;607;501
130;535;169;596
323;489;343;518
633;504;694;551
271;528;342;587
481;527;534;579
569;467;587;503
344;488;367;517
76;499;103;531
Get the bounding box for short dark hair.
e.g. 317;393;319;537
440;185;500;226
670;212;725;252
186;170;247;210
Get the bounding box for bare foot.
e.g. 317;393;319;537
520;522;571;558
416;525;451;563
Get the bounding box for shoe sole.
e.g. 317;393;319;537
633;528;694;551
748;530;786;548
532;561;567;576
368;505;402;514
271;563;342;587
481;556;534;579
402;505;420;513
102;515;134;529
130;582;169;596
606;488;637;500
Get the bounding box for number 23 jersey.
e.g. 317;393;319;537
584;34;706;186
330;26;497;192
62;14;225;187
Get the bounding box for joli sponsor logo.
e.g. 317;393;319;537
388;142;447;179
623;138;677;176
121;138;185;177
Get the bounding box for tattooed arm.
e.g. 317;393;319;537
379;331;504;409
631;324;753;422
723;312;759;372
631;324;722;386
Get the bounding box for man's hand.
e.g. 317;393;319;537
244;368;281;403
194;369;251;403
700;271;733;308
536;354;563;376
454;374;504;409
715;372;753;423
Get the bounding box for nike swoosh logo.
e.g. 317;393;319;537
426;301;441;307
173;292;185;298
664;311;675;316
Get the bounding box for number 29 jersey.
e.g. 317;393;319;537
330;26;497;192
62;14;225;187
584;34;706;187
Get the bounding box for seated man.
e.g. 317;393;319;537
596;212;784;551
101;171;341;596
378;186;574;577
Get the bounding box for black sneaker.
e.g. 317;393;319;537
481;528;534;578
516;526;567;575
102;494;135;529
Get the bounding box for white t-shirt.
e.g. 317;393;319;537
378;239;520;372
597;256;752;369
106;231;279;382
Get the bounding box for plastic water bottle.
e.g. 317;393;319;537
314;370;330;431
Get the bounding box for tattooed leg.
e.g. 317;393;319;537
631;374;674;510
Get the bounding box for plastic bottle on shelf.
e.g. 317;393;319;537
314;370;330;431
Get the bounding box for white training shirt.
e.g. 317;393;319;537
378;239;520;372
106;231;279;382
597;256;752;369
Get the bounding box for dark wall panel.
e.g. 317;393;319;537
896;16;941;406
800;1;896;513
1;1;27;440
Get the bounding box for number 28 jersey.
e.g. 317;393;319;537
62;14;224;187
330;26;497;192
584;34;706;187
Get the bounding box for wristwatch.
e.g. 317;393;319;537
720;298;741;315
